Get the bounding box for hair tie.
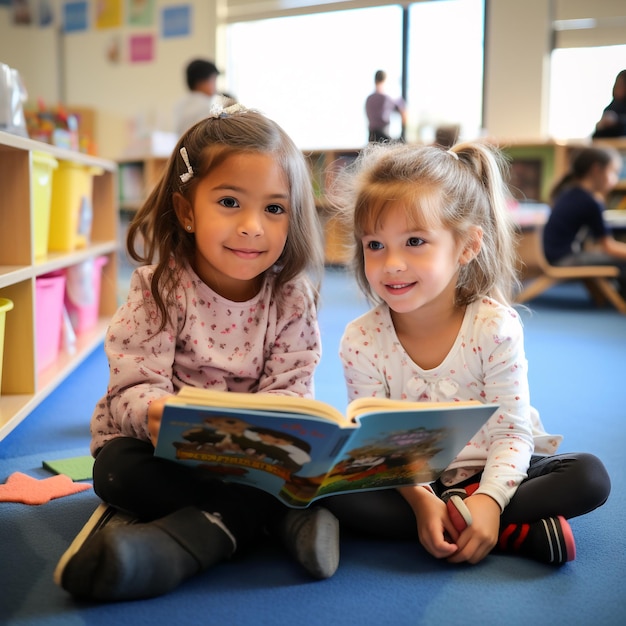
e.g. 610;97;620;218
207;99;247;119
447;149;459;161
179;147;194;183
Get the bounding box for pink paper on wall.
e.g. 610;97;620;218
129;34;154;63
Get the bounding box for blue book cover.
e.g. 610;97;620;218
155;387;498;508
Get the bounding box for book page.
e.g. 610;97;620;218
346;396;481;422
171;386;350;426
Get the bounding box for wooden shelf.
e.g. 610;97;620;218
112;141;626;271
0;130;118;441
593;138;626;210
496;137;626;208
117;156;168;211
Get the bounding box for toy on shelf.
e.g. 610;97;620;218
24;100;96;154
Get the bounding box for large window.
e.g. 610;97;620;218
225;1;485;149
548;45;626;139
226;6;404;150
406;0;484;143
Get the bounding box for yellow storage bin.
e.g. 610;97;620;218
0;297;14;392
48;161;103;252
32;151;58;258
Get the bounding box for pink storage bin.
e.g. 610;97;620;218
65;256;108;334
36;272;66;371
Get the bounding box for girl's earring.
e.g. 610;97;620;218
186;225;192;231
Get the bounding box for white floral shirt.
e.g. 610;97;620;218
91;263;321;455
340;297;562;510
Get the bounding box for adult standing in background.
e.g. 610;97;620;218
173;59;234;136
592;70;626;138
365;70;407;143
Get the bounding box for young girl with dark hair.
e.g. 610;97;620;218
544;146;626;297
55;103;339;602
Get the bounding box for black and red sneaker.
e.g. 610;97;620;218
498;515;576;565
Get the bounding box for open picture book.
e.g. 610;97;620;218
154;386;498;508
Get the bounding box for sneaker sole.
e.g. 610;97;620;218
53;503;137;586
447;495;472;532
286;507;340;579
555;515;576;562
544;516;576;564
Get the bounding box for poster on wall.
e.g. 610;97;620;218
96;0;122;29
127;0;154;27
106;34;122;64
10;0;54;26
129;33;154;63
38;0;53;26
162;4;191;38
63;1;87;33
12;0;33;24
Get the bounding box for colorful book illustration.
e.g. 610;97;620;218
154;387;498;508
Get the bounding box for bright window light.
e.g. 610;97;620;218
225;1;485;148
226;6;403;150
406;0;484;143
549;45;626;139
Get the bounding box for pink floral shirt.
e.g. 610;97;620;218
340;297;562;510
90;263;321;455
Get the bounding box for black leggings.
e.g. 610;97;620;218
92;437;286;551
323;452;611;539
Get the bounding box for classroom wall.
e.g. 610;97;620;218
0;8;59;107
0;0;622;157
0;0;220;158
484;0;552;139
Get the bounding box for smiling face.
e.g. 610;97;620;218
360;204;478;315
175;152;290;301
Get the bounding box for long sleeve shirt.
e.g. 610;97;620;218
340;297;562;511
90;263;321;455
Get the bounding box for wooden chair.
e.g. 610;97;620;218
515;227;626;314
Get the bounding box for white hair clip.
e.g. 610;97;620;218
207;98;247;119
447;149;459;160
179;147;194;183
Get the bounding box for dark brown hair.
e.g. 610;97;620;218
550;146;621;204
126;107;324;330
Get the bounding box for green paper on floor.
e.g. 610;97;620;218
42;455;94;481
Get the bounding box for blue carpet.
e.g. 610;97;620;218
1;269;625;626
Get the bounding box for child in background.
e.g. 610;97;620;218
543;146;626;298
56;104;339;602
326;141;610;566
